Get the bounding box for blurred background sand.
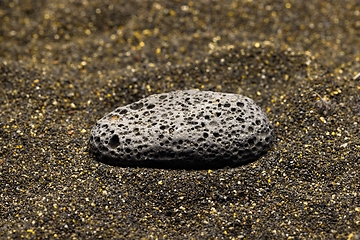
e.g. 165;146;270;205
0;0;359;239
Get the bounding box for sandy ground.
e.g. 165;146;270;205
0;0;359;239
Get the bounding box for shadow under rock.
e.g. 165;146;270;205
88;150;262;170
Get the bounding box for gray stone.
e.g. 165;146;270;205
89;90;273;168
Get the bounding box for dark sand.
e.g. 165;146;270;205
1;0;359;239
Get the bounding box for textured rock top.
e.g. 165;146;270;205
89;90;273;168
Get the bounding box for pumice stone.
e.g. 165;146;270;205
89;90;273;168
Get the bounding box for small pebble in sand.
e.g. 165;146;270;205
89;90;273;167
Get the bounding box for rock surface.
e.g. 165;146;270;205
90;90;273;167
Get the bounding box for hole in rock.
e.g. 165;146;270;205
213;132;220;137
119;109;128;114
236;117;245;123
130;102;144;110
108;135;120;149
237;102;244;107
248;137;256;145
99;146;107;152
147;104;155;109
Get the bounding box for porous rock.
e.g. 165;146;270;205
89;90;273;168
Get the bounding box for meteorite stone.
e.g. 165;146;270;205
89;90;273;167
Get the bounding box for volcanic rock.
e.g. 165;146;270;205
89;90;273;168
